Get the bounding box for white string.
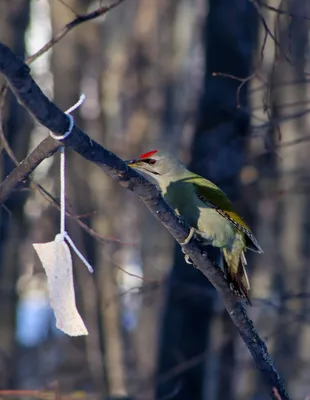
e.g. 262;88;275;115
49;114;74;140
49;94;93;274
64;234;94;273
60;146;66;236
50;93;85;140
66;94;86;114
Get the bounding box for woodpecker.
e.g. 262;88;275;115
126;150;262;302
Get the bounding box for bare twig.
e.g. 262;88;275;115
0;0;129;247
26;0;126;65
0;42;290;400
249;0;291;63
0;0;126;100
255;0;310;21
212;71;256;108
212;28;268;108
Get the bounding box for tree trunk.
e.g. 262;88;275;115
0;0;31;388
156;1;258;399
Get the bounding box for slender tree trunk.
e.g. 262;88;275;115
268;2;310;397
0;0;31;388
156;1;258;399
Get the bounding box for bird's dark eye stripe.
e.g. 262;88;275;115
143;158;156;165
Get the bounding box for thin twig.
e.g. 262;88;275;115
212;27;268;108
212;71;256;108
26;0;126;65
255;0;310;21
0;0;126;100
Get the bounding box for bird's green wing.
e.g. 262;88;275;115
185;175;263;253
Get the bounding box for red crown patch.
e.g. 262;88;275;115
139;150;158;159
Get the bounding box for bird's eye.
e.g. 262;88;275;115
143;158;156;165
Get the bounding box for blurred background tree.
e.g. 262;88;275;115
0;0;310;399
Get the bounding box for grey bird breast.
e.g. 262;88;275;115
163;180;236;249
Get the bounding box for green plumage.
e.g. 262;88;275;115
126;151;263;302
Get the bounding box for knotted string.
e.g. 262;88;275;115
50;94;93;273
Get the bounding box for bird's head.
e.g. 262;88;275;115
125;150;185;184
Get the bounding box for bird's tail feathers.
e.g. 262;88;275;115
222;250;251;305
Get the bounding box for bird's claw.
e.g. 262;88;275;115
181;247;193;264
180;227;195;245
184;254;193;264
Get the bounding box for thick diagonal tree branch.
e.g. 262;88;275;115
0;42;290;400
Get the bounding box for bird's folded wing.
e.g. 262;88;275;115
189;176;263;253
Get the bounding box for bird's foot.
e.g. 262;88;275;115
180;227;196;245
181;247;193;264
184;254;193;264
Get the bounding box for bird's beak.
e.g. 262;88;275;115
125;159;142;168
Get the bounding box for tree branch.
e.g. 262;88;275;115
254;0;310;21
26;0;127;65
0;42;290;400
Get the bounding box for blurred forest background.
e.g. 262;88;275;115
0;0;310;399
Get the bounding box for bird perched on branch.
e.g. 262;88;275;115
125;150;263;303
